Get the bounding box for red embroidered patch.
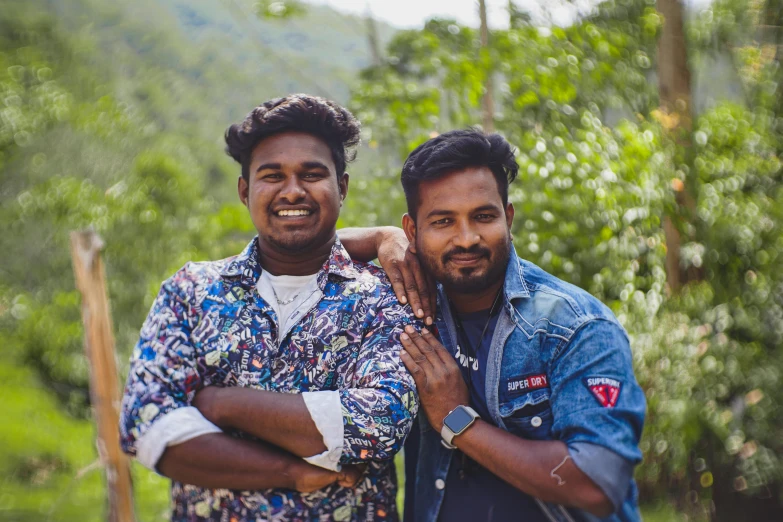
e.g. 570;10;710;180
585;377;622;408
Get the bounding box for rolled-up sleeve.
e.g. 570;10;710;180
550;318;646;461
339;289;419;464
550;318;646;512
136;406;221;470
302;390;344;471
568;442;635;511
119;268;205;464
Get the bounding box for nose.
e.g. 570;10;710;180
278;176;306;204
452;219;480;250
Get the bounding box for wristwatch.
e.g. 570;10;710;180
440;405;480;449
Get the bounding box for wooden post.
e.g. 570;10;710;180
479;0;495;132
70;229;136;522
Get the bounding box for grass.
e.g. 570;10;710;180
0;362;169;521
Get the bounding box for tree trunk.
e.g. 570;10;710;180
766;0;783;148
657;0;694;293
657;0;692;119
479;0;495;132
365;8;382;67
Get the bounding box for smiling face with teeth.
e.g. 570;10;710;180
238;131;348;265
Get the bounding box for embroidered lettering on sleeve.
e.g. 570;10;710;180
584;376;622;408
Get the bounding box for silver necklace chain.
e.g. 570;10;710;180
271;284;302;306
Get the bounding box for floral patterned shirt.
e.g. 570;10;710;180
120;237;419;521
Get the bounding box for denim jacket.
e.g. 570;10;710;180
407;249;646;522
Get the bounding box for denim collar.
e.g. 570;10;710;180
503;248;530;301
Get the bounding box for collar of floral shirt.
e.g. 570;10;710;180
219;236;361;292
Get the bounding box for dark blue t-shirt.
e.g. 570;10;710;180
451;307;497;419
436;306;548;522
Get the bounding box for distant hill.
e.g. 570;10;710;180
0;0;395;211
46;0;394;142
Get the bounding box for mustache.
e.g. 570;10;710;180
442;245;492;264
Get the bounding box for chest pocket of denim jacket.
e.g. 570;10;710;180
499;389;553;440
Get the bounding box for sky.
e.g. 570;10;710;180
307;0;715;29
306;0;594;28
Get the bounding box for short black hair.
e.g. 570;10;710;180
401;128;518;218
225;94;361;180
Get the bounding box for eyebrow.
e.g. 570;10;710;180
256;162;281;173
255;161;331;173
301;161;330;171
472;204;503;214
425;204;502;220
425;209;455;219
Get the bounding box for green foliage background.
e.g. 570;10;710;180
1;0;782;520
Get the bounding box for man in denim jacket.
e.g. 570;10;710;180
394;129;646;522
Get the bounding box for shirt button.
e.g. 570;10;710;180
272;359;285;372
531;416;542;427
435;479;445;490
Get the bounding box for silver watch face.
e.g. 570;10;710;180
444;406;475;434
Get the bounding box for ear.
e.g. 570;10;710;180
402;213;417;254
505;202;515;229
238;176;249;207
339;173;350;206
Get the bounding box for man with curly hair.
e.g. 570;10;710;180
119;94;419;521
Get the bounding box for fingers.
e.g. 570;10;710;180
293;464;341;493
338;464;366;488
399;261;425;320
388;258;429;321
405;249;433;322
419;327;455;367
400;326;435;387
388;262;410;307
402;325;434;358
402;325;456;371
402;324;445;367
400;331;429;366
400;346;428;381
399;347;426;389
425;274;438;326
380;240;434;323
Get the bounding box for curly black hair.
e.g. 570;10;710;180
401;128;519;218
225;94;361;180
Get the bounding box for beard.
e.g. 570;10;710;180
266;229;320;252
418;235;512;295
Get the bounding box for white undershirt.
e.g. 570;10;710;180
257;271;320;338
135;271;346;473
